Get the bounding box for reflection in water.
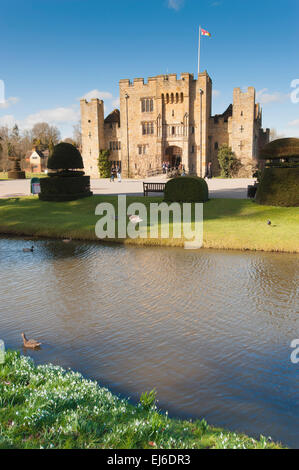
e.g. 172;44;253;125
0;238;298;447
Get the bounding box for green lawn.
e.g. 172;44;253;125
0;351;282;449
0;195;297;252
0;172;47;180
0;195;298;252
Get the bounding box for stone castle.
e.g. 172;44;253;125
80;71;270;178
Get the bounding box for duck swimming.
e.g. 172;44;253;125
23;246;34;252
21;332;41;349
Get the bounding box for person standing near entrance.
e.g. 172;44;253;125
110;167;115;182
117;166;122;182
205;162;213;179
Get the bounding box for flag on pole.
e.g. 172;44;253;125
201;28;211;37
198;26;211;76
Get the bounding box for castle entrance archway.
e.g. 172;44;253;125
165;146;182;168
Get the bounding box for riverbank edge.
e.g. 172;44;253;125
0;229;298;254
0;196;298;253
0;350;283;449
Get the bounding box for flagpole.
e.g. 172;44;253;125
198;25;201;77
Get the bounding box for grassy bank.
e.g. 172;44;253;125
0;351;281;449
0;195;298;252
0;172;47;180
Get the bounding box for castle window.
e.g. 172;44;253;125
214;142;218;150
110;141;121;150
191;126;195;134
172;110;174;117
142;122;154;135
180;93;184;103
176;93;179;103
171;93;174;104
166;93;169;104
172;126;175;135
138;144;148;155
191;145;195;153
241;111;243;116
141;98;154;112
88;119;91;123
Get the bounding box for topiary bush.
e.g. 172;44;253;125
164;176;209;203
47;142;83;172
39;142;92;201
39;175;92;201
255;167;299;207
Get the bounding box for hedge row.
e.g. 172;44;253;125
255;168;299;207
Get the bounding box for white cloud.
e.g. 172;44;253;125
289;119;299;127
0;96;20;109
256;88;288;104
23;106;80;128
0;114;17;127
81;89;113;101
167;0;184;11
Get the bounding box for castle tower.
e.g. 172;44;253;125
230;87;256;161
80;98;105;177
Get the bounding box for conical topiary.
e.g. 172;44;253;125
47;142;84;171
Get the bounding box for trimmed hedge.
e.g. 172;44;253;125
255;167;299;207
7;170;26;179
164;176;209;203
47;143;84;170
259;138;299;160
39;175;92;201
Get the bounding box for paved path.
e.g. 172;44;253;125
0;176;254;199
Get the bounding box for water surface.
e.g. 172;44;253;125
0;238;298;447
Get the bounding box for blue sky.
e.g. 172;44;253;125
0;0;298;138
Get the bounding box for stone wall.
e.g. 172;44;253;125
80;73;269;179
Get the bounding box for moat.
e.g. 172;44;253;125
0;238;298;447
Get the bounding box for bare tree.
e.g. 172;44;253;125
32;122;61;149
73;121;82;150
270;128;285;142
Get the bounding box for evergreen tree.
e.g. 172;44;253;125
217;144;240;178
97;150;111;178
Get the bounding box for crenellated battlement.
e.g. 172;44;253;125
119;72;203;89
80;98;104;106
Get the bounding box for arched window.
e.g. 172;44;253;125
180;93;184;103
171;93;174;103
166;93;169;104
161;93;164;101
176;93;179;103
150;99;153;112
214;142;219;150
